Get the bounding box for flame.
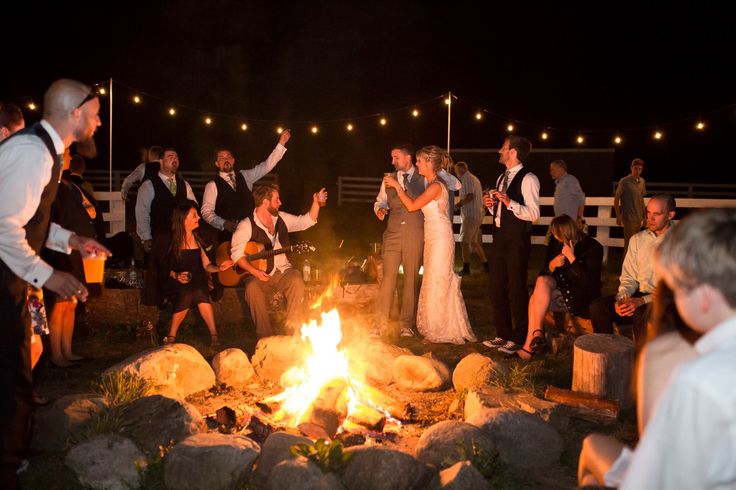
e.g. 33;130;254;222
308;274;341;310
263;308;399;434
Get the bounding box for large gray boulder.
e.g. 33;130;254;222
342;446;433;490
267;457;344;490
464;386;569;431
251;336;307;385
451;353;508;392
253;431;313;484
414;420;495;469
104;343;215;398
32;394;108;451
164;433;260;490
212;348;256;388
64;435;146;490
467;407;564;468
437;460;490;489
117;395;204;456
392;355;450;392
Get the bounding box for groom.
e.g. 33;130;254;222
373;143;425;338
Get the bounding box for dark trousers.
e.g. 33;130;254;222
488;228;531;344
589;293;652;348
244;268;305;337
0;275;33;489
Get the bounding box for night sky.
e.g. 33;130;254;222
4;1;734;192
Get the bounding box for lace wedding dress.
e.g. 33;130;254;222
416;180;476;344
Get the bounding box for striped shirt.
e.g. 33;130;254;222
458;171;484;221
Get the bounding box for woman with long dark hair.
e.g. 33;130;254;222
163;201;232;346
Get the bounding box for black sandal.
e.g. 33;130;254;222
505;347;535;362
529;329;547;353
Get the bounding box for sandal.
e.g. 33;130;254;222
162;336;176;345
210;334;220;348
505;347;535;362
529;329;547;353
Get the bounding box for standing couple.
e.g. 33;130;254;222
373;144;475;344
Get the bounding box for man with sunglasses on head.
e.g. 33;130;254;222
0;79;110;488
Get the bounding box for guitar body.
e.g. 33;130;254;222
216;240;316;287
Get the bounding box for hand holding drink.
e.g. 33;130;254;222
615;291;634;316
483;188;498;214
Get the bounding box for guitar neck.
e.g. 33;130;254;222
247;245;293;261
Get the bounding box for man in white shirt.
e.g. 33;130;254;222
0;101;25;142
230;183;324;337
134;148;196;307
590;195;676;348
0;79;109;487
201;130;290;242
454;161;488;276
620;208;736;489
482;136;541;354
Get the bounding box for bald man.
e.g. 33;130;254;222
0;79;110;487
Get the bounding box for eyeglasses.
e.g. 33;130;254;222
75;89;98;109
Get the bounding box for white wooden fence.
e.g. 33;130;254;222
94;191;126;237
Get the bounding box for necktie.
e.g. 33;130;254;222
168;177;177;195
402;172;409;190
227;173;237;189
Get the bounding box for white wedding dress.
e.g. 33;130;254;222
416;180;476;344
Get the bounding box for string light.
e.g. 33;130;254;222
412;109;419;117
168;107;176;116
379;117;387;126
506;123;514;132
654;131;663;140
311;126;319;134
541;131;549;141
346;123;354;131
576;135;585;144
240;123;248;131
98;87;106;95
444;98;451;105
614;135;622;145
475;112;483;121
204;117;212;125
276;127;284;134
132;95;141;104
27;102;37;111
696;121;705;131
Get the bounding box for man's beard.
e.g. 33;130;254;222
75;138;97;159
267;205;279;216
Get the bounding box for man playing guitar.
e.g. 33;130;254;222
230;183;326;337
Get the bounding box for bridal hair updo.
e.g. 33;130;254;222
416;145;444;173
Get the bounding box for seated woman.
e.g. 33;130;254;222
577;281;699;487
506;214;603;360
163;201;232;346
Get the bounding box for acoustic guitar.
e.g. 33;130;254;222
216;240;315;287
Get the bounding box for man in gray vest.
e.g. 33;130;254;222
373;143;425;338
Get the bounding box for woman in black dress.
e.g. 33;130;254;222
163;201;232;346
510;214;603;361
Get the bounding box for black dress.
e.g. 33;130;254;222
168;248;210;313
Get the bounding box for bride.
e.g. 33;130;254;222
383;145;476;344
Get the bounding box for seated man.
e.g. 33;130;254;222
498;214;603;359
589;194;676;348
231;184;325;337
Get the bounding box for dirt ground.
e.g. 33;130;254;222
22;239;637;489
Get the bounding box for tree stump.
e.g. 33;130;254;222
572;334;634;409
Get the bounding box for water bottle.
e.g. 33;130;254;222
302;259;311;282
129;258;138;288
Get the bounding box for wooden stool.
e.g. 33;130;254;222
572;334;634;409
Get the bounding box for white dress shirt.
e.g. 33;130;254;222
618;224;673;303
135;172;197;241
201;144;287;230
0;120;74;287
621;316;736;489
230;211;316;274
492;163;541;227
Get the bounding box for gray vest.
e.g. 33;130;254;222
385;169;425;234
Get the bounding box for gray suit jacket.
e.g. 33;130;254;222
384;169;425;236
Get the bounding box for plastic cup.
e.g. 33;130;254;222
318;190;327;207
82;254;106;283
